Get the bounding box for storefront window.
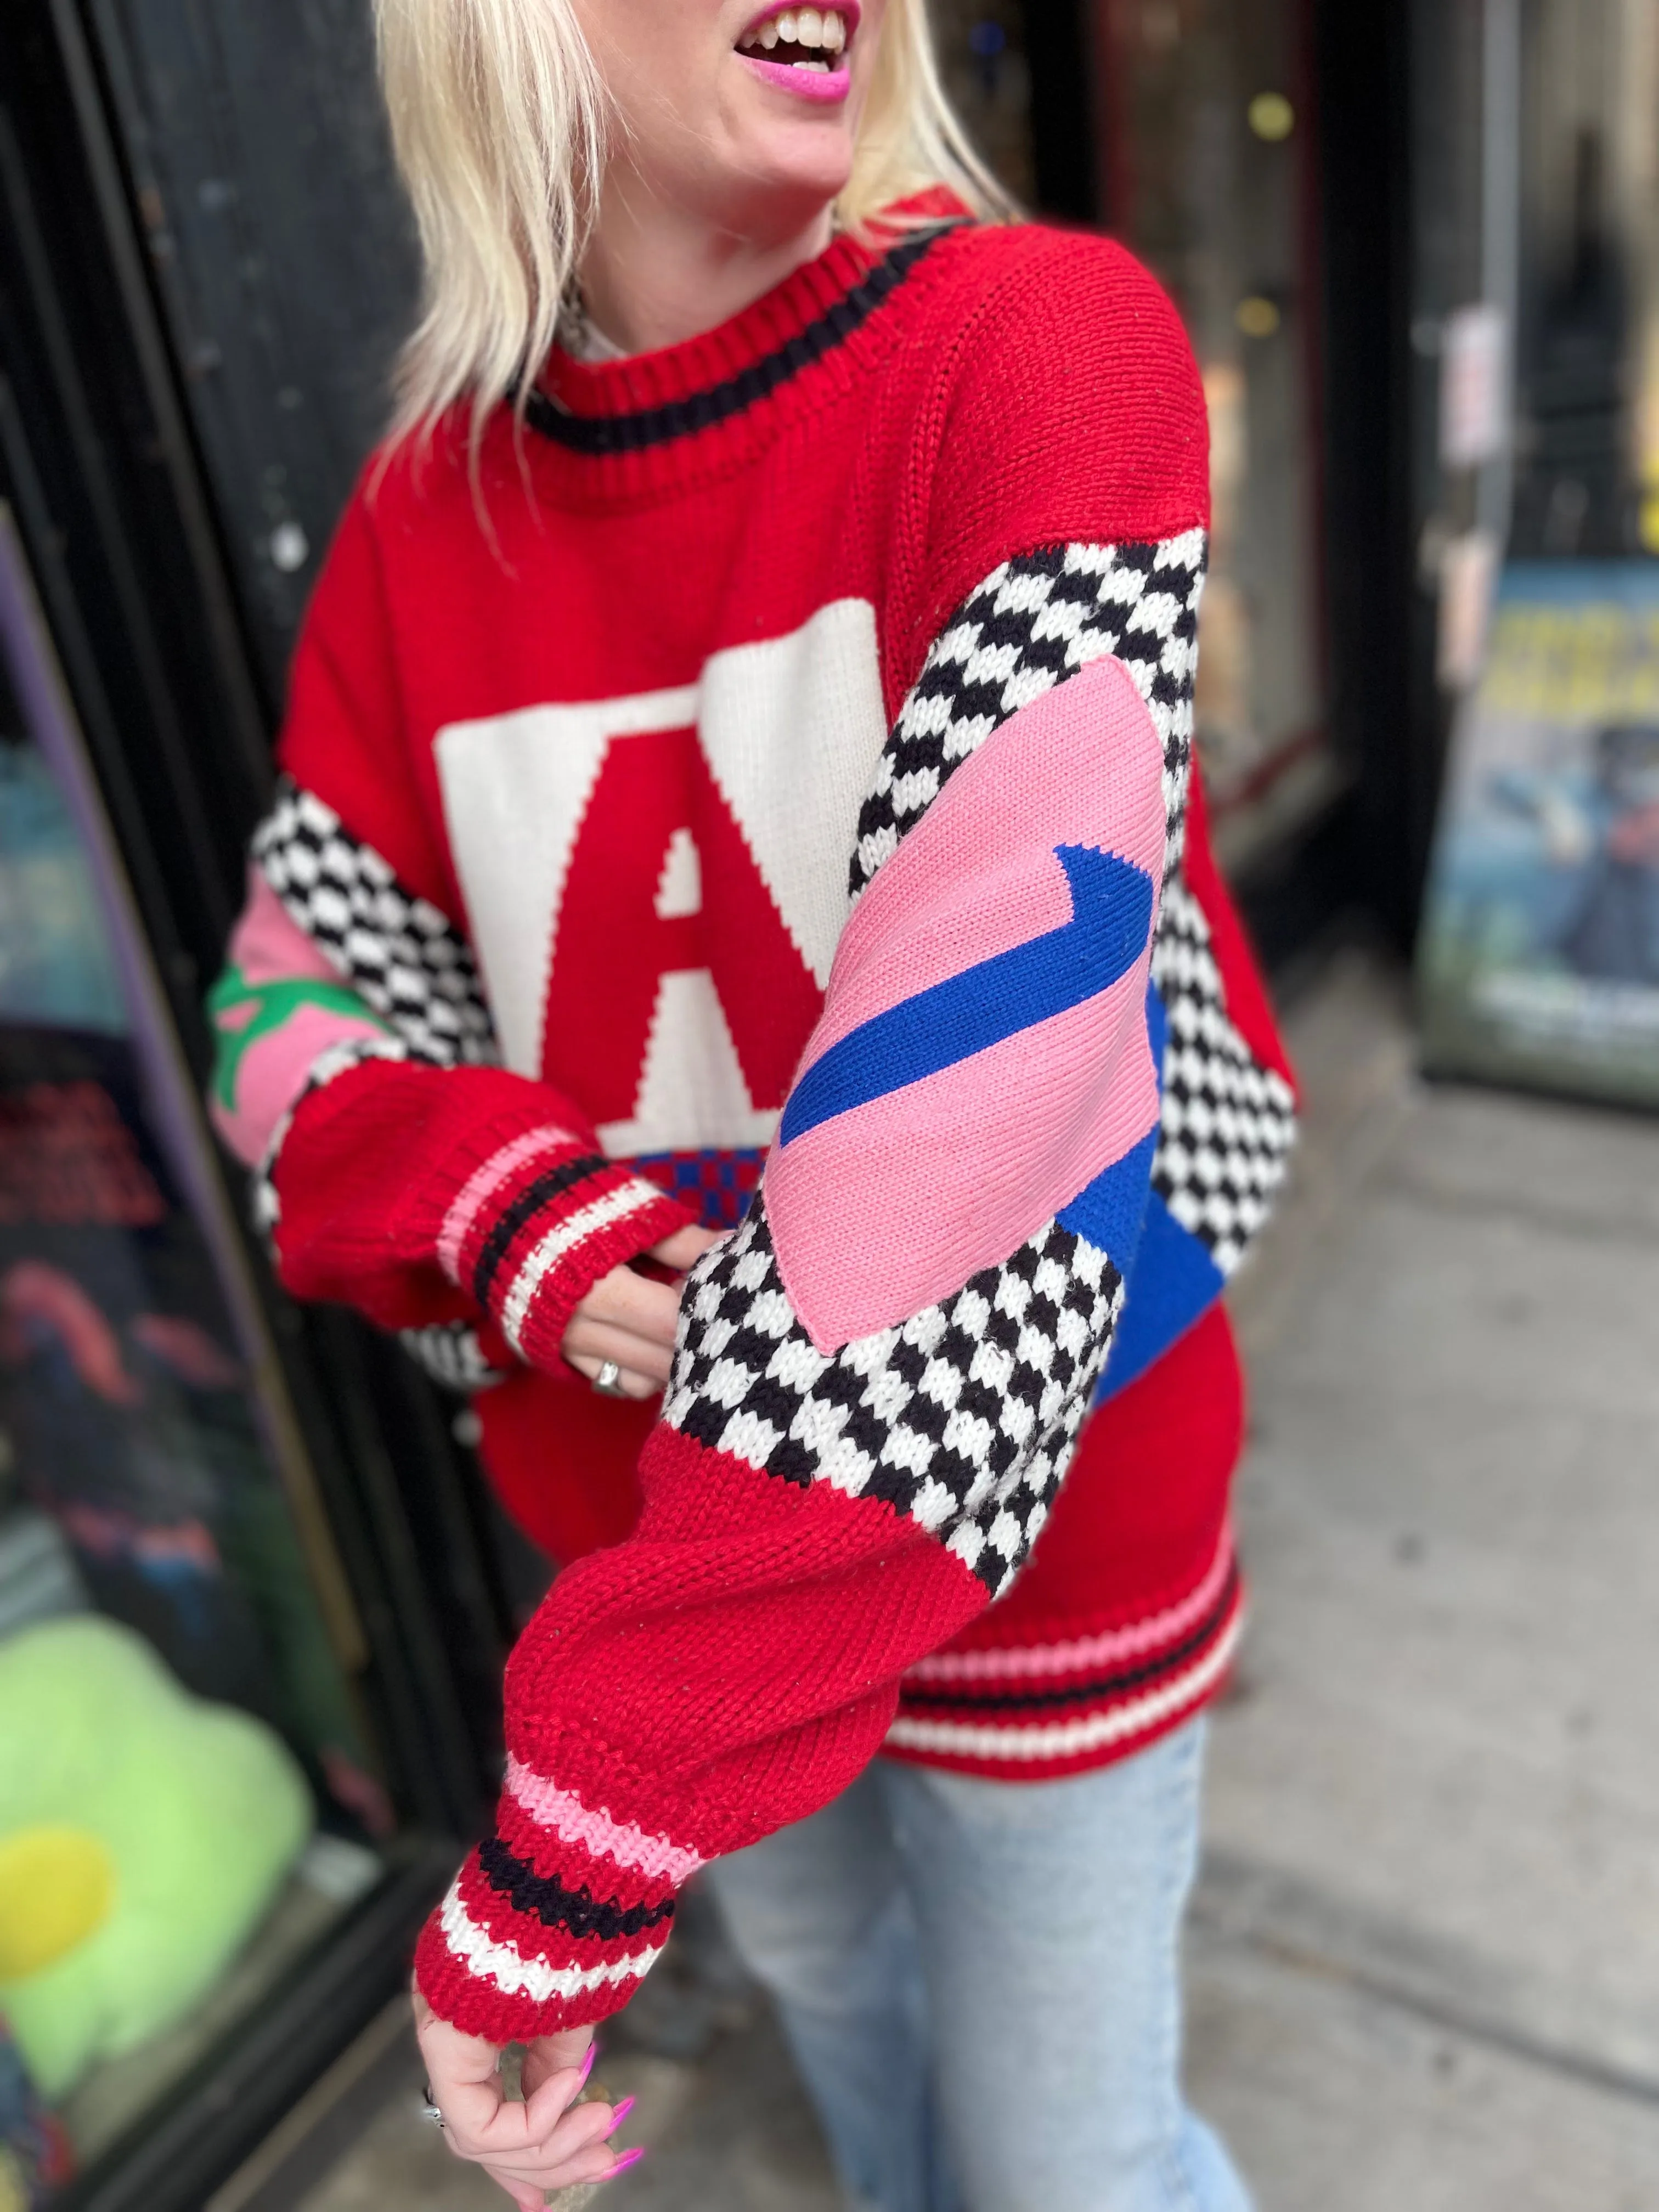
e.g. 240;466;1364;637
0;517;389;2204
935;2;1335;871
1093;0;1332;868
1417;0;1659;1104
1511;0;1659;558
933;0;1039;206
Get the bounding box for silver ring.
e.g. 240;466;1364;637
592;1359;629;1397
420;2085;445;2129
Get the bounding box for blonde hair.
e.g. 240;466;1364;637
375;0;1015;439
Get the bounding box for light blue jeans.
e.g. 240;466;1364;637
702;1719;1250;2212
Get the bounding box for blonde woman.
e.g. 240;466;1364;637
207;2;1297;2204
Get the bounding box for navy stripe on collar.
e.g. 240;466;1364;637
524;223;961;456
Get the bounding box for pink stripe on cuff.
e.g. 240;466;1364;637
504;1756;703;1887
438;1124;579;1284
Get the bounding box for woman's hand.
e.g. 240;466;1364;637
562;1225;723;1398
413;1993;641;2206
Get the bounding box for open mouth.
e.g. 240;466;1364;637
736;6;857;76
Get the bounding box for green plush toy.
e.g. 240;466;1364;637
0;1616;312;2098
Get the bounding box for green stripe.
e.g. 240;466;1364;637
206;965;388;1113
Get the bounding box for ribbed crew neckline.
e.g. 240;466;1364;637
525;208;967;479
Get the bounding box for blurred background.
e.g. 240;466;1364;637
0;3;1656;2208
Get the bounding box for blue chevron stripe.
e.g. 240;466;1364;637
780;843;1156;1146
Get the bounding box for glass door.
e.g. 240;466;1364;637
1511;0;1659;559
1417;0;1659;1102
0;508;425;2210
0;9;586;2205
1091;0;1335;873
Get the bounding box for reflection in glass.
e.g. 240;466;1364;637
935;1;1336;868
0;522;386;2202
1095;0;1331;865
1511;0;1659;560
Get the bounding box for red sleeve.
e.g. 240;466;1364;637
270;1057;690;1374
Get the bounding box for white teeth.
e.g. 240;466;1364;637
740;5;847;63
799;57;829;69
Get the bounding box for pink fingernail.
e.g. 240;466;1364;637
608;2096;636;2135
608;2146;646;2177
578;2042;598;2086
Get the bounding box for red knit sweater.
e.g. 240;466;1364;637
208;209;1296;2041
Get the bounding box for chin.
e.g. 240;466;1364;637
720;125;855;234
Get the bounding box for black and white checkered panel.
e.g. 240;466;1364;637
850;533;1207;902
1149;879;1297;1275
253;776;498;1068
663;1197;1125;1598
249;784;510;1393
399;1322;508;1394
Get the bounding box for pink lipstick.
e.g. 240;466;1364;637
735;5;859;103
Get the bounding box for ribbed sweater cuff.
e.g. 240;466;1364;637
411;1750;692;2040
422;1110;693;1376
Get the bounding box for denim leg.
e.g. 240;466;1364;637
882;1720;1253;2212
703;1765;953;2212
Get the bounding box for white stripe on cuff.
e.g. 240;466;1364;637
497;1178;667;1351
439;1882;663;2005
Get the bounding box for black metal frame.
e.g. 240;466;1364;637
0;9;518;2203
1024;0;1103;224
1307;0;1425;952
1214;0;1424;969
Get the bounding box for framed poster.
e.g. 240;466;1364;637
1419;561;1659;1105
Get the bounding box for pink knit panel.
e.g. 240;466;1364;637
766;656;1165;1350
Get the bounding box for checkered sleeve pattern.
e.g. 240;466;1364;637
1149;879;1297;1273
664;1201;1126;1599
253;776;498;1067
851;532;1206;901
246;776;494;1245
399;1320;509;1395
234;783;511;1395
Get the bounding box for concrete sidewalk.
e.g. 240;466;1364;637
263;945;1659;2212
1187;947;1659;2209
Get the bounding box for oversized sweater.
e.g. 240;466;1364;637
207;207;1297;2041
